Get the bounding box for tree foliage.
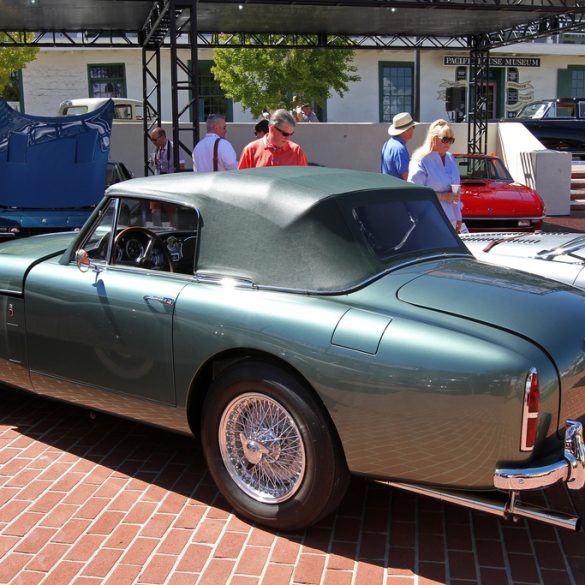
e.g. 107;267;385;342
211;36;360;118
0;34;39;96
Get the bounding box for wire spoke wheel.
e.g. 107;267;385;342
202;361;349;530
219;392;306;503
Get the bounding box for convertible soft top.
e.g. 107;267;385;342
107;165;423;216
106;167;468;291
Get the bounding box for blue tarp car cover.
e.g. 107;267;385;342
0;99;113;208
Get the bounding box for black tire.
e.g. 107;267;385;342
200;361;350;531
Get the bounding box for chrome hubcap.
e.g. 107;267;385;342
219;392;306;503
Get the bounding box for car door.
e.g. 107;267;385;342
25;197;196;406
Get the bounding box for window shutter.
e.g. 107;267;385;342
557;69;572;97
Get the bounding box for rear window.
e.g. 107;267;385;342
352;198;462;263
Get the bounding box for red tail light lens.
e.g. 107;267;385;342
521;368;539;452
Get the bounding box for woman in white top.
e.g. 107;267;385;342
408;119;465;233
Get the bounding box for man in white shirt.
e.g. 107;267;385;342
192;114;238;172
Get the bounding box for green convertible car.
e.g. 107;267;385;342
0;167;584;531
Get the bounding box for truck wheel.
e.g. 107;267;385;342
201;361;349;531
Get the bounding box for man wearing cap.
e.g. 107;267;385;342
381;112;417;180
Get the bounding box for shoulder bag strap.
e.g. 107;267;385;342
213;137;222;172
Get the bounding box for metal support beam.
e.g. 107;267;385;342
467;39;490;155
140;0;200;175
3;12;585;50
169;0;181;172
188;1;200;147
414;48;420;122
142;45;162;175
171;0;200;168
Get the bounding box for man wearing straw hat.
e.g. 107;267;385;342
380;112;418;180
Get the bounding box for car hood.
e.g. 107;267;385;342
461;180;544;216
0;232;76;294
0;100;113;209
460;232;585;260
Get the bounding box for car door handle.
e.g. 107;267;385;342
143;295;175;306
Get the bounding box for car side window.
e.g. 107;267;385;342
113;105;132;120
78;199;117;262
77;197;199;274
556;104;575;118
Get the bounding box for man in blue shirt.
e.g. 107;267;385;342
381;112;418;179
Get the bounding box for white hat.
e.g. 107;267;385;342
388;112;418;136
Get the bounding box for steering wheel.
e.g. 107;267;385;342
114;226;174;272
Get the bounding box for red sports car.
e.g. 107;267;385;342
454;154;545;232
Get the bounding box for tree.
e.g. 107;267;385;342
0;34;39;96
211;36;360;118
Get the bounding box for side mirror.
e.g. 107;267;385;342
76;249;91;273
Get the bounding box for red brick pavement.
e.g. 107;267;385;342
1;386;584;585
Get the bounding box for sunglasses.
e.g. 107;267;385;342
440;136;455;144
274;126;294;138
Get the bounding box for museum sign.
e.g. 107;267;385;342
444;56;540;67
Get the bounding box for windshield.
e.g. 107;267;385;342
516;101;551;119
456;156;512;181
352;198;463;263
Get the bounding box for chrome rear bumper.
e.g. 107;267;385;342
494;420;585;491
383;421;585;532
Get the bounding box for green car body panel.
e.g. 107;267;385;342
0;167;584;523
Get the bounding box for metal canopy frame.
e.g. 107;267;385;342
2;0;585;166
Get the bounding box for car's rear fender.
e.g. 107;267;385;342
171;277;560;489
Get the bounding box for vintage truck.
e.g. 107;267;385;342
58;98;148;122
506;97;585;159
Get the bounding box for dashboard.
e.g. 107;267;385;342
114;228;197;273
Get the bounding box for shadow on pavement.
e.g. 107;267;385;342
1;384;585;584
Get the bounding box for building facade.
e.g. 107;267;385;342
9;35;585;124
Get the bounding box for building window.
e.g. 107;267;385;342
188;60;233;122
199;61;232;121
379;62;414;123
87;64;127;98
571;69;585;96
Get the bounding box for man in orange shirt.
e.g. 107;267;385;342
238;109;308;169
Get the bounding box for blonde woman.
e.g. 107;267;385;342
408;119;464;233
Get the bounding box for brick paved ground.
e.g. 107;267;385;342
1;386;584;585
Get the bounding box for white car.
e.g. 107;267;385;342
58;98;147;121
460;231;585;289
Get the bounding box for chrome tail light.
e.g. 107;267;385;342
521;368;539;452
